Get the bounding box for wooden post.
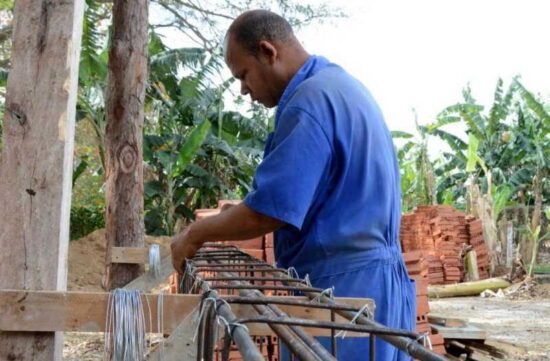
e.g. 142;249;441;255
104;0;149;289
506;221;514;267
464;250;480;282
0;0;84;359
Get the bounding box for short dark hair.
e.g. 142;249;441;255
228;10;294;55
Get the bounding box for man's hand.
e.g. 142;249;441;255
171;228;202;274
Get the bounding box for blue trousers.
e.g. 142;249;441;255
281;257;416;361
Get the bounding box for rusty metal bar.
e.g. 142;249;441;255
233;315;418;337
195;267;287;272
221;296;364;312
181;272;265;361
212;284;324;293
206;276;308;283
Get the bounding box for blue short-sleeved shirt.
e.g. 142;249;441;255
244;55;403;277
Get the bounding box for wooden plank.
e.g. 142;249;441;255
123;256;174;291
104;0;148;289
110;247;149;264
431;323;487;340
147;307;216;361
0;0;84;359
428;314;467;327
0;289;200;333
0;290;372;337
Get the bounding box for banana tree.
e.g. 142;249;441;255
426;78;549;267
143;38;267;234
392;113;437;212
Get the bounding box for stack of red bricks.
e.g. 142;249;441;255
400;205;489;285
466;217;490;279
403;251;446;355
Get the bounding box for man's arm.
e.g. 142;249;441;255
171;203;285;273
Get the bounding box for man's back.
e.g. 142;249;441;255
250;56;403;277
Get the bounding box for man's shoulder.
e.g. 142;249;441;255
286;63;370;114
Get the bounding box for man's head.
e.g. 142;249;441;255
224;10;309;108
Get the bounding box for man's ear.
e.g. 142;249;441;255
258;40;278;64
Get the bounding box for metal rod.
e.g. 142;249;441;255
265;301;337;361
206;276;307;283
213;285;324;292
269;269;449;361
195;262;269;267
183;275;265;361
370;335;375;361
222;296;365;312
195;267;287;272
234;316;418;337
330;310;336;357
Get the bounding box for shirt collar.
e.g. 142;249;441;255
275;55;329;123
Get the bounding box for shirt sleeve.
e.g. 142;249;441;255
244;107;332;230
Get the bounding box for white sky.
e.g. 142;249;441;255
297;0;550;135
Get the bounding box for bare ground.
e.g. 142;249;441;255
429;290;550;360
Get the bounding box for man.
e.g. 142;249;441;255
171;9;415;361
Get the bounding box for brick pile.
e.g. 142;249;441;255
401;205;492;357
400;205;489;285
403;251;446;355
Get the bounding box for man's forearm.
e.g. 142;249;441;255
186;203;285;246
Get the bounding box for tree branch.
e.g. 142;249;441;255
156;1;215;50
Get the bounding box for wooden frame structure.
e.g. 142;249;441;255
0;1;85;359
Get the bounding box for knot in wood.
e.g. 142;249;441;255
118;144;137;173
7;103;27;126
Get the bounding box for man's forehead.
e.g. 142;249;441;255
223;35;247;73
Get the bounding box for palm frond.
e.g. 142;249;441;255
514;79;550;134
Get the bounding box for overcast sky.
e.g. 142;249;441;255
297;0;550;135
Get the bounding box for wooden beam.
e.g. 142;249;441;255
427;314;466;328
104;0;149;289
431;323;487;340
0;0;84;359
123;256;174;291
110;247;149;264
0;290;373;337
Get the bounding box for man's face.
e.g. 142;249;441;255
225;36;281;108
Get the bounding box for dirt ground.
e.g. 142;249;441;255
430;286;550;360
68;228;172;292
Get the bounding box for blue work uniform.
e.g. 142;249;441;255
244;55;416;361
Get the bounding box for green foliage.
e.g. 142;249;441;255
423;78;549;214
70;206;105;240
393;117;436;212
141;33;269;235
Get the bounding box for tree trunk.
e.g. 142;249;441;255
104;0;148;289
0;0;84;359
428;278;511;298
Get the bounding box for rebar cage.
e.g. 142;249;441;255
179;243;448;361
